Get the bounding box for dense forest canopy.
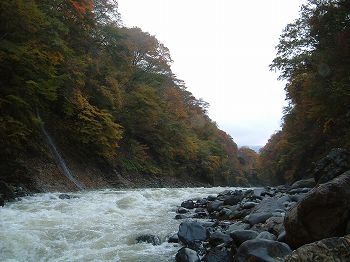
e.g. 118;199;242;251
259;0;350;184
0;0;257;186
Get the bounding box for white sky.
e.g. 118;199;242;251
117;0;306;146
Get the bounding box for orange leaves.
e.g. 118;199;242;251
69;0;93;15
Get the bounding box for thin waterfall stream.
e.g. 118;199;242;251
37;112;85;190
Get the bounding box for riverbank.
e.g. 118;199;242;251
170;149;350;261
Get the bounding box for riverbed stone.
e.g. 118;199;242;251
285;235;350;262
177;207;189;214
178;221;209;246
209;231;233;247
176;247;200;262
136;234;161;245
291;178;315;189
256;231;277;241
181;200;195;209
284;171;350;248
245;212;273;226
207;200;224;213
230;230;259;246
58;193;70;199
203;247;233;262
234;239;292;262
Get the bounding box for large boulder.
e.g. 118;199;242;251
203;247;233;262
312;148;350;184
176;247;200;262
178;221;209;246
284;171;350;248
230;230;258;246
234;239;292;262
285;235;350;262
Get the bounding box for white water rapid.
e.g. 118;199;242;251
0;187;239;262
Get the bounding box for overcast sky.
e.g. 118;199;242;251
117;0;306;146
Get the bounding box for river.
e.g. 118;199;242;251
0;187;238;262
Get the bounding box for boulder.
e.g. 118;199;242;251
256;231;277;241
178;221;209;246
285;235;350;262
203;247;233;262
181;200;195;209
230;230;258;246
207;200;224;213
251;195;290;214
226;222;250;233
291;178;315;189
177;207;190;214
263;216;284;236
312;148;350;184
234;239;292;262
208;231;233;247
223;194;243;206
135;234;161;245
176;247;200;262
245;212;273;226
168;233;179;243
284;171;350;248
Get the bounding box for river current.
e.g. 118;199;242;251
0;187;237;262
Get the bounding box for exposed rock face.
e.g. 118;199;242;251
285;171;350;248
312;148;350;184
234;239;292;262
285;235;350;262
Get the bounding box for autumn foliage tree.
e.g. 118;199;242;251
260;0;350;184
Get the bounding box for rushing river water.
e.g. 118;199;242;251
0;187;238;262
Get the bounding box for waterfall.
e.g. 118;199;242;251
37;111;85;190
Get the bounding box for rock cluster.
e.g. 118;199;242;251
171;149;350;261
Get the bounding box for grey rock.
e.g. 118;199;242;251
136;234;161;245
209;231;233;247
291;178;316;189
226;222;251;233
257;231;277;241
234;239;292;262
178;221;209;245
181;200;195;209
177;207;189;214
176;247;200;262
203;247;233;262
245;212;273;226
59;194;70;199
168;233;179;243
207;200;224;213
230;230;259;246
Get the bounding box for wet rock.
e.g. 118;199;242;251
136;234;161;245
230;230;259;246
226;222;250;233
241;202;257;209
207;200;224;213
203;247;233;262
178;221;209;246
58;194;70;199
291;178;315;189
207;195;217;201
223;195;243;206
234;239;292;262
181;200;195;209
196;198;208;207
278;230;286;243
168;233;179;243
256;231;277;241
312;148;350;184
177;207;189;214
251;195;290;214
285;171;350;248
285;235;350;262
245;212;273;226
192;211;208;219
175;214;188;220
175;247;200;262
209;231;233;247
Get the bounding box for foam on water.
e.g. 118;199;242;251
0;187;240;262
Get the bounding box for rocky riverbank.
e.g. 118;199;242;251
169;148;350;261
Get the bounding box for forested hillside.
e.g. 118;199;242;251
259;0;350;184
0;0;252;189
